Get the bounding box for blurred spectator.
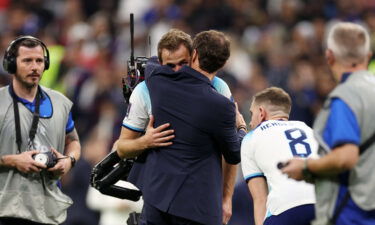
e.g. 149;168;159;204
287;58;317;126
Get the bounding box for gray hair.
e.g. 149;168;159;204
326;22;370;65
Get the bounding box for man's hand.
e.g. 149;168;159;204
1;150;47;173
222;197;232;225
48;148;72;176
116;115;174;158
141;115;175;149
281;158;305;181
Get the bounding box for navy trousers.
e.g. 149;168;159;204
0;217;54;225
139;202;204;225
264;204;315;225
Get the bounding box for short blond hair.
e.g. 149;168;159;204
252;87;292;116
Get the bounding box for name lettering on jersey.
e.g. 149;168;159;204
260;122;288;131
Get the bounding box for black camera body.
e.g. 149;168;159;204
127;56;148;83
123;56;149;103
33;151;57;168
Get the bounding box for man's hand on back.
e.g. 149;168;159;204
141;115;175;149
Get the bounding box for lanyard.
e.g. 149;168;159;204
12;85;41;153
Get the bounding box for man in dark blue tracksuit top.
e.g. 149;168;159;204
141;30;246;225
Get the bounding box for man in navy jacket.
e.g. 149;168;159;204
142;30;246;225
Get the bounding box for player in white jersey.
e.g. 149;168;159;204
241;87;318;225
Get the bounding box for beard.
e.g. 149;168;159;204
14;72;40;90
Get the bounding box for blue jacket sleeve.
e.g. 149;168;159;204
323;98;360;149
212;101;241;164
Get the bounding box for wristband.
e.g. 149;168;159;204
69;156;76;168
302;159;315;183
237;125;247;132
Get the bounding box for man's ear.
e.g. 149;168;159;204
325;49;335;66
192;49;198;64
367;52;373;64
259;106;267;122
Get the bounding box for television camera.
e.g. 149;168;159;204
90;13;149;225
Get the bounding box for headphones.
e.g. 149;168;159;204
3;35;50;74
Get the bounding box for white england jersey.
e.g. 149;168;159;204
241;120;318;217
122;77;233;132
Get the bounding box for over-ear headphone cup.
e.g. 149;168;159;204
8;57;16;74
3;53;16;74
44;56;49;70
2;55;8;73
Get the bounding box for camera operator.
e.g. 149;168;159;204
0;36;81;225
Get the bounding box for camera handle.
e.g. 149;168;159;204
90;151;142;201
